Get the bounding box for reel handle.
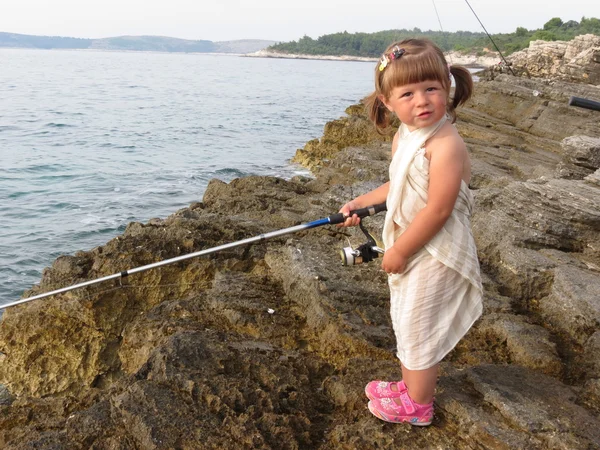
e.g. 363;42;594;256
568;96;600;112
328;202;387;225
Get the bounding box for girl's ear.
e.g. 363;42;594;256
378;94;392;112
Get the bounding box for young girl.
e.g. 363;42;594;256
339;39;483;426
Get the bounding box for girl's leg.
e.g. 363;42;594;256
400;363;438;404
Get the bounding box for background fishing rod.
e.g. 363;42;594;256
459;0;600;113
3;202;387;310
460;0;516;76
569;96;600;112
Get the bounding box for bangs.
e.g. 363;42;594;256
381;51;449;96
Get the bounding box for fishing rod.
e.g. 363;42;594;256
569;96;600;112
462;0;516;76
3;202;387;310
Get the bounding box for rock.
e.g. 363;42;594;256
556;135;600;179
445;50;500;67
0;384;13;406
292;105;396;172
476;313;563;376
581;378;600;413
507;34;600;85
586;168;600;186
463;75;600;144
437;364;600;449
581;332;600;381
539;266;600;347
463;365;600;448
0;70;599;448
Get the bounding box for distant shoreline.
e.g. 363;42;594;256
0;46;498;68
244;49;499;68
0;31;275;54
243;49;378;63
0;47;246;57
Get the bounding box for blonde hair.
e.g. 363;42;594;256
364;38;473;131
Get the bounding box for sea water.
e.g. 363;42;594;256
0;49;374;304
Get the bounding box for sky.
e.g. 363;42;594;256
2;0;599;43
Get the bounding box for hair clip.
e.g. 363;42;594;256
378;46;405;72
378;55;389;71
390;46;405;60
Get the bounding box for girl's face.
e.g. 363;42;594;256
381;80;447;131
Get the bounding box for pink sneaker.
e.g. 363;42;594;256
367;391;434;426
364;380;407;401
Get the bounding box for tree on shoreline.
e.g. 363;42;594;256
268;17;600;57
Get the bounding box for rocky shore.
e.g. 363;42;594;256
246;34;600;72
245;49;498;68
0;42;599;449
508;34;600;85
244;49;378;63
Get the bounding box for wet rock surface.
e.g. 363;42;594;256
0;73;599;449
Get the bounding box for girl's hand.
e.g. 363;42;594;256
381;246;408;274
337;200;362;228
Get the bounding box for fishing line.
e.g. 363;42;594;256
463;0;516;75
431;0;454;65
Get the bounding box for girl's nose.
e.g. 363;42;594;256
414;91;428;106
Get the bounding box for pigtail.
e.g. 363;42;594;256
363;91;391;133
448;65;474;122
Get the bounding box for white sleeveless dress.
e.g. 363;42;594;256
382;116;483;370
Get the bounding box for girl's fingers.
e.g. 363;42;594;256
344;215;358;227
337;211;360;227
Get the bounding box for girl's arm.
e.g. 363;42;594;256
382;131;465;272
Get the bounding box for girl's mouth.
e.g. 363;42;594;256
418;111;432;117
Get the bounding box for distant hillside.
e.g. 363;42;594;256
90;36;216;52
0;32;89;49
0;32;276;54
213;40;280;53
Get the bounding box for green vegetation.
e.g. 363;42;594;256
268;17;600;57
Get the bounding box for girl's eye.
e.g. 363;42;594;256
427;87;437;91
400;92;412;98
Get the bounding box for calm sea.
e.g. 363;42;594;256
0;49;374;305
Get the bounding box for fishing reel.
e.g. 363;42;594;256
340;221;385;266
